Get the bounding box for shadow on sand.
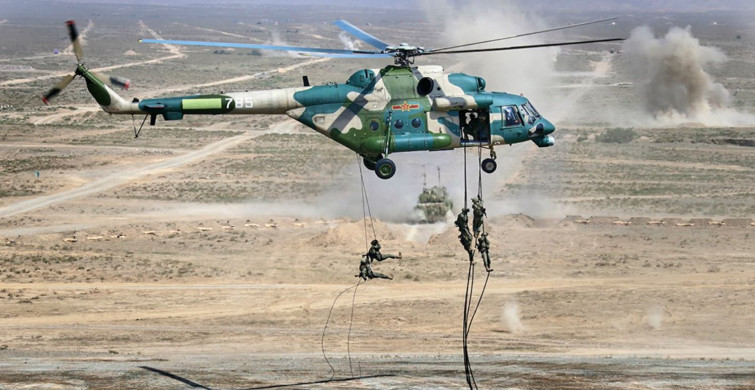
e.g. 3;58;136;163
139;366;396;389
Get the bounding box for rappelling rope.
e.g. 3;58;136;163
477;146;484;205
356;155;378;251
319;155;382;380
461;145;476;389
347;278;361;378
321;278;363;380
460;144;495;389
463;257;477;388
468;146;491;336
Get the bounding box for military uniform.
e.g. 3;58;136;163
477;233;492;272
366;239;401;262
472;196;486;238
358;239;398;280
455;208;474;257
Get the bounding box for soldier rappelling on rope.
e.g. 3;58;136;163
357;239;401;281
366;239;401;262
471;195;486;238
477;232;493;272
455;208;474;262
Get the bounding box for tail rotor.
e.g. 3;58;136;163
42;20;131;104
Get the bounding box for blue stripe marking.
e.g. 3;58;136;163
333;20;390;50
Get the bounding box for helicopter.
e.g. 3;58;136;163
43;19;622;179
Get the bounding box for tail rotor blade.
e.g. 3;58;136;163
94;72;131;90
42;74;75;104
108;75;131;90
66;20;84;63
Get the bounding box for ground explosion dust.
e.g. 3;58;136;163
623;25;753;126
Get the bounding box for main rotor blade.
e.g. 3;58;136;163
66;20;84;63
42;74;75;104
420;38;624;56
333;20;390;50
304;52;394;59
430;17;619;53
139;38;382;56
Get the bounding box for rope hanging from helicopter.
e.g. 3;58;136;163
321;278;362;380
460;144;492;390
319;155;385;381
357;154;378;250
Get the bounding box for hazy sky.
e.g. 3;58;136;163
28;0;755;11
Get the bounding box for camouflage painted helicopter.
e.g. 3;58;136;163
44;19;622;179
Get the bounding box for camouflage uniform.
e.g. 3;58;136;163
366;239;401;262
477;232;493;272
358;239;399;281
455;208;474;258
359;255;392;280
471;196;486;238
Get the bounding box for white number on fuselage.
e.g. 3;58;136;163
228;97;253;109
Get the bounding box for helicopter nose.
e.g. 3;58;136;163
540;118;555;134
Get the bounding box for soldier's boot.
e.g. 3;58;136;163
485;265;493;272
397;252;402;259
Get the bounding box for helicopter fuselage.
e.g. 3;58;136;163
84;64;555;178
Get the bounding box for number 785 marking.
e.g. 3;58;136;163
227;97;253;109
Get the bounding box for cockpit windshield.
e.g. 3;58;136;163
522;101;541;118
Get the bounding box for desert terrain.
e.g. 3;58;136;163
0;1;753;389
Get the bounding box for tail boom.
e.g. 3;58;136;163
77;65;139;114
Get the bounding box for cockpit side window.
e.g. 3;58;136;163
502;105;522;127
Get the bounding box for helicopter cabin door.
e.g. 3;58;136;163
459;108;491;143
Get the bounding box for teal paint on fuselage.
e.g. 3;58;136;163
292;83;362;107
448;73;486;93
438;111;461;137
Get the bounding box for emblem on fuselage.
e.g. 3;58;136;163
391;101;420;112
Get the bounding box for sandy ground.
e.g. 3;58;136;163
1;209;753;389
1;8;754;389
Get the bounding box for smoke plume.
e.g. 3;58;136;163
339;31;360;51
420;0;560;108
623;26;735;124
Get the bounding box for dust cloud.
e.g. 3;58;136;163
309;145;566;223
339;31;360;51
501;299;524;333
420;0;560;110
311;152;457;222
623;26;752;126
645;305;665;330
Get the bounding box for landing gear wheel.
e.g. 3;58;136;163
481;158;497;174
362;154;383;171
375;158;396;180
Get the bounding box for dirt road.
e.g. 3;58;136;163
0;132;252;218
